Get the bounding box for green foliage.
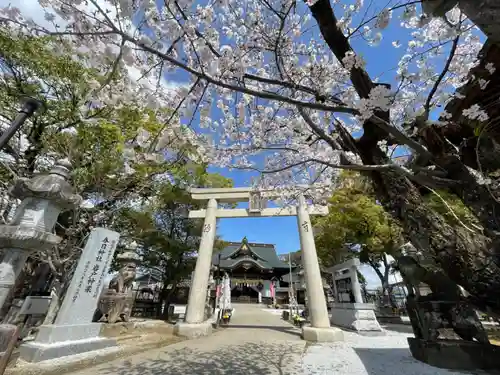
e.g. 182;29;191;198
0;28;178;188
313;172;403;288
313;171;481;290
281;250;302;265
0;27;194;213
0;29;94;102
424;189;480;228
112;168;233;296
214;239;230;253
0;26;232;299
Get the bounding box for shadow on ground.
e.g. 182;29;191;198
354;347;477;375
99;341;305;375
381;324;414;334
222;324;302;338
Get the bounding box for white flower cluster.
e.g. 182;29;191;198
342;51;366;70
356;85;393;121
1;0;487;199
462;104;489;122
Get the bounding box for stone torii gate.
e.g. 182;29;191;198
174;187;344;342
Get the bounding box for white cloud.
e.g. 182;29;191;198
11;0;55;29
126;65;188;95
11;0;189;93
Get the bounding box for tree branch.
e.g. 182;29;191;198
423;35;460;120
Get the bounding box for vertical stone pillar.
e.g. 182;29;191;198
297;195;343;342
296;195;330;328
350;266;364;304
177;198;217;336
332;271;339;302
0;159;81;309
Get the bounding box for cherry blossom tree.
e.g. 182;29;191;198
421;0;500;41
2;0;500;315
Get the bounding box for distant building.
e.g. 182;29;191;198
212;237;291;304
133;237;332;306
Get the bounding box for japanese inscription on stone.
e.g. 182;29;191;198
249;193;267;212
93;238;115;298
203;223;212;233
301;221;309;232
55;228;120;326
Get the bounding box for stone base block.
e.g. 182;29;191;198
173;320;212;339
330;303;384;334
301;326;344;342
408;337;500;371
376;315;404;324
19;323;117;363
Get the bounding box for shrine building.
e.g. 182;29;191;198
212;237;293;304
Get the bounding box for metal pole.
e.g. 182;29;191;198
216;253;221;310
0;98;43;150
288;253;293;317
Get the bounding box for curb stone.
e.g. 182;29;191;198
5;335;184;375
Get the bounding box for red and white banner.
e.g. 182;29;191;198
270;282;275;298
216;284;221;299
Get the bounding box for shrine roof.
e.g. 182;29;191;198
212;239;290;270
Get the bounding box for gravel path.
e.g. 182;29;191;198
69;304;474;375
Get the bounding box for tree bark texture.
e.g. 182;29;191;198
310;0;500;315
356;136;500;315
459;0;500;43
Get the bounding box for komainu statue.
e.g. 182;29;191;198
97;246;141;324
396;255;489;344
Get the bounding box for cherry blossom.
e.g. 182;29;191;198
0;0;488;202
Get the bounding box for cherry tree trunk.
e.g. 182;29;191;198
309;0;500;314
356;137;500;315
459;0;500;43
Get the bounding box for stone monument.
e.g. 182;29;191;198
327;258;383;334
0;159;81;309
97;242;141;324
19;227;120;363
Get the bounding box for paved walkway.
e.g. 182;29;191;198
71;304;474;375
72;304;307;375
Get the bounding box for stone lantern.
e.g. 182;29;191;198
0;159;82;308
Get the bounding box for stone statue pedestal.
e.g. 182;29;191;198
97;291;133;324
19;323;116;363
301;325;344;342
330;303;384;335
408;338;500;371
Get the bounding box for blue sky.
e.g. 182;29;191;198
211;167;301;253
16;0;483;289
207;7;415;254
199;5;484;287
